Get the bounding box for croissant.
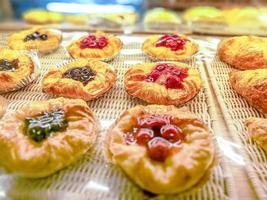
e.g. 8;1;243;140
229;69;267;113
218;36;267;70
124;62;202;105
245;117;267;152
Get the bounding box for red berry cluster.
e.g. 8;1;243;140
155;34;186;51
145;63;188;89
80;35;108;49
124;115;185;162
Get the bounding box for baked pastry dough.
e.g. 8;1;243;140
0;96;7;118
218;36;267;70
245;117;267;152
0;97;98;178
7;28;62;54
0;48;34;93
124;62;202;105
42;59;116;101
67;31;123;61
142;34;198;61
229;69;267;113
104;105;215;194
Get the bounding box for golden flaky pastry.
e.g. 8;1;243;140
142;34;198;61
124;62;202;105
104;105;215;194
67;31;123;61
0;97;98;178
245;117;267;152
218;36;267;70
42;59;116;101
229;69;267;113
0;48;34;93
7;28;62;54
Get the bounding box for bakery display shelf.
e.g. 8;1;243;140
204;45;267;200
0;32;235;199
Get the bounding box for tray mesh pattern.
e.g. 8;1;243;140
0;32;231;200
206;51;267;199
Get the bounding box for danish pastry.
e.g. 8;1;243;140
245;117;267;152
142;34;198;61
0;97;98;178
67;31;123;61
7;28;62;54
229;69;267;113
42;59;116;101
104;105;215;194
0;48;35;93
218;36;267;70
124;62;202;105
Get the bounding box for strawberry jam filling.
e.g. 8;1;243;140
80;34;108;49
124;114;185;162
155;34;186;51
145;63;188;89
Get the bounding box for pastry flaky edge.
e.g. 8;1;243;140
0;48;35;93
0;97;99;178
67;31;123;61
217;36;267;70
42;59;117;101
229;69;267;114
141;34;199;61
7;27;62;54
103;105;215;194
124;62;202;105
245;117;267;152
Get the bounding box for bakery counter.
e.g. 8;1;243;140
0;30;264;200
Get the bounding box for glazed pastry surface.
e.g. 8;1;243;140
0;97;98;178
67;31;123;61
105;105;215;194
229;69;267;113
124;62;202;105
218;36;267;70
0;48;34;93
245;117;267;152
7;28;62;54
42;59;117;101
142;34;198;61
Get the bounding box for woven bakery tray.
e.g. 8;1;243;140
203;41;267;200
0;32;234;200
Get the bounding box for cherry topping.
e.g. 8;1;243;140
155;34;186;51
80;34;108;49
160;124;184;142
145;63;188;89
137;114;172;128
148;137;170;162
136;128;154;145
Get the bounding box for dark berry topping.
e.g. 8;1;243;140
0;59;19;72
24;31;48;42
63;67;96;85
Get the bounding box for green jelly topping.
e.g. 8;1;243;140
24;109;68;142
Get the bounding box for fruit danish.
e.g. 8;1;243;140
245;117;267;152
0;48;35;93
218;36;267;70
229;69;267;113
124;62;202;105
104;105;215;194
7;28;62;54
142;34;198;61
0;97;98;178
67;31;123;61
42;59;116;101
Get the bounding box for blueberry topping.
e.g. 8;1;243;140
0;59;19;72
63;66;96;85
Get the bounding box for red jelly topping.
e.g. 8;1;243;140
145;63;188;89
155;34;186;51
124;114;185;162
80;35;108;49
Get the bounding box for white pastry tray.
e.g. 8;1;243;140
0;32;236;200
